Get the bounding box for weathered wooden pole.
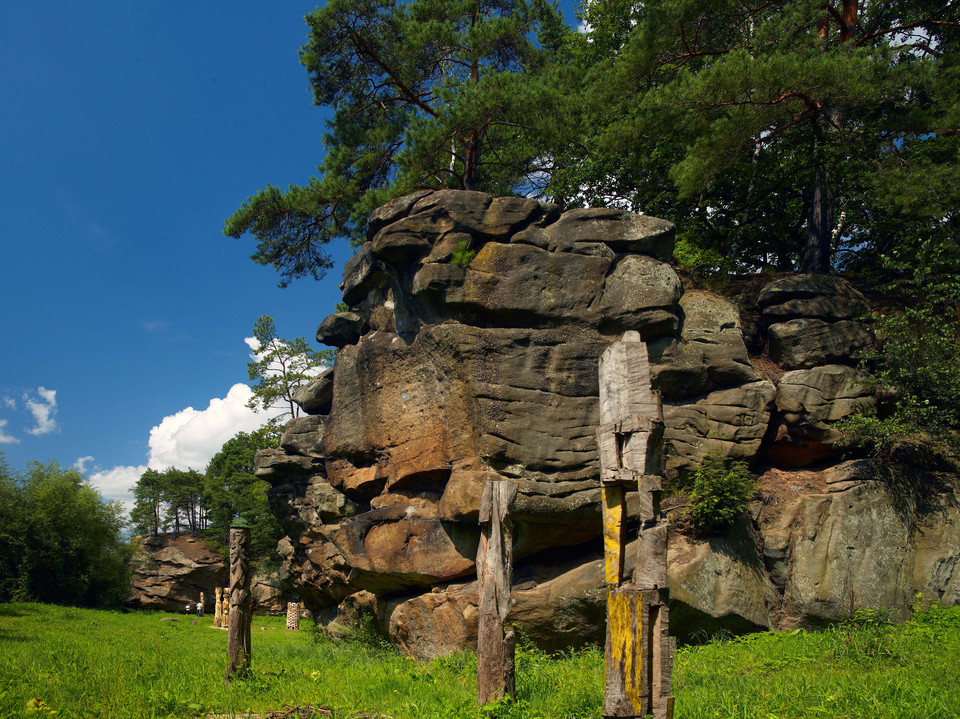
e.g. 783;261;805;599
476;480;518;707
598;331;675;719
220;592;230;627
213;586;223;628
225;518;252;681
285;601;301;631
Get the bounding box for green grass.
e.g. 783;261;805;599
1;603;960;718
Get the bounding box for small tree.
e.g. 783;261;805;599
246;314;333;425
687;454;758;532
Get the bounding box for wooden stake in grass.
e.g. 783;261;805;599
225;518;252;681
476;480;518;707
598;331;675;719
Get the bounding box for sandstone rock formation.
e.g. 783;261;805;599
257;190;960;658
127;534;288;615
127;534;226;612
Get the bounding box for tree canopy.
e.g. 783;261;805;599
204;425;284;559
225;0;570;286
0;456;130;606
560;0;960;273
227;0;958;280
129;426;284;563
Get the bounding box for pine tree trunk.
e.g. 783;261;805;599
801;165;833;274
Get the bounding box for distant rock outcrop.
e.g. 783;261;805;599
127;534;287;615
127;535;226;612
256;190;960;658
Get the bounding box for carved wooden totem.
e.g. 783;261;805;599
225;523;252;680
476;480;518;706
598;331;675;719
221;593;230;626
213;586;223;628
285;601;301;631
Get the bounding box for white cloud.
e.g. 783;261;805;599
24;386;58;436
0;419;19;445
86;463;146;516
73;455;95;474
88;338;305;522
3;397;15;410
84;382;283;522
146;383;285;471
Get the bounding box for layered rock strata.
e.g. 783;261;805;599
258;190;960;658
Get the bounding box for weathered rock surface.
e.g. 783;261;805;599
258;190;959;657
127;534;293;616
768;318;874;369
127;534;226;613
757;463;960;626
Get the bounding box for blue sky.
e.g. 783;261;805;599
0;1;579;509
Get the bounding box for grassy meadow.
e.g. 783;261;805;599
1;602;959;718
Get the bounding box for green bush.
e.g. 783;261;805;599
686;454;757;531
451;239;476;266
838;237;960;457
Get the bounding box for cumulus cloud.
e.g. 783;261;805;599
89;338;305;521
146;383;285;470
3;397;15;410
0;419;19;445
86;463;147;516
24;386;58;436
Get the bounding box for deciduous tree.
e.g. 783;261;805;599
0;456;130;606
204;426;284;559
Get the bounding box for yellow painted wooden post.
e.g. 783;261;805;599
598;331;675;719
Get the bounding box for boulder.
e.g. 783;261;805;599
650;291;759;399
777;365;875;425
317;312;367;348
757;273;868;308
291;369;334;416
768;318;874;369
662;380;777;475
280;415;326;458
340;242;390;306
523;207;676;260
256;190;960;658
757;470;960;627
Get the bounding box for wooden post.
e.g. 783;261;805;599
221;592;229;627
213;587;223;628
476;480;518;707
598;331;675;719
286;601;301;631
225;520;252;681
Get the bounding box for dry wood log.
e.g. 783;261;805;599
477;480;518;706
